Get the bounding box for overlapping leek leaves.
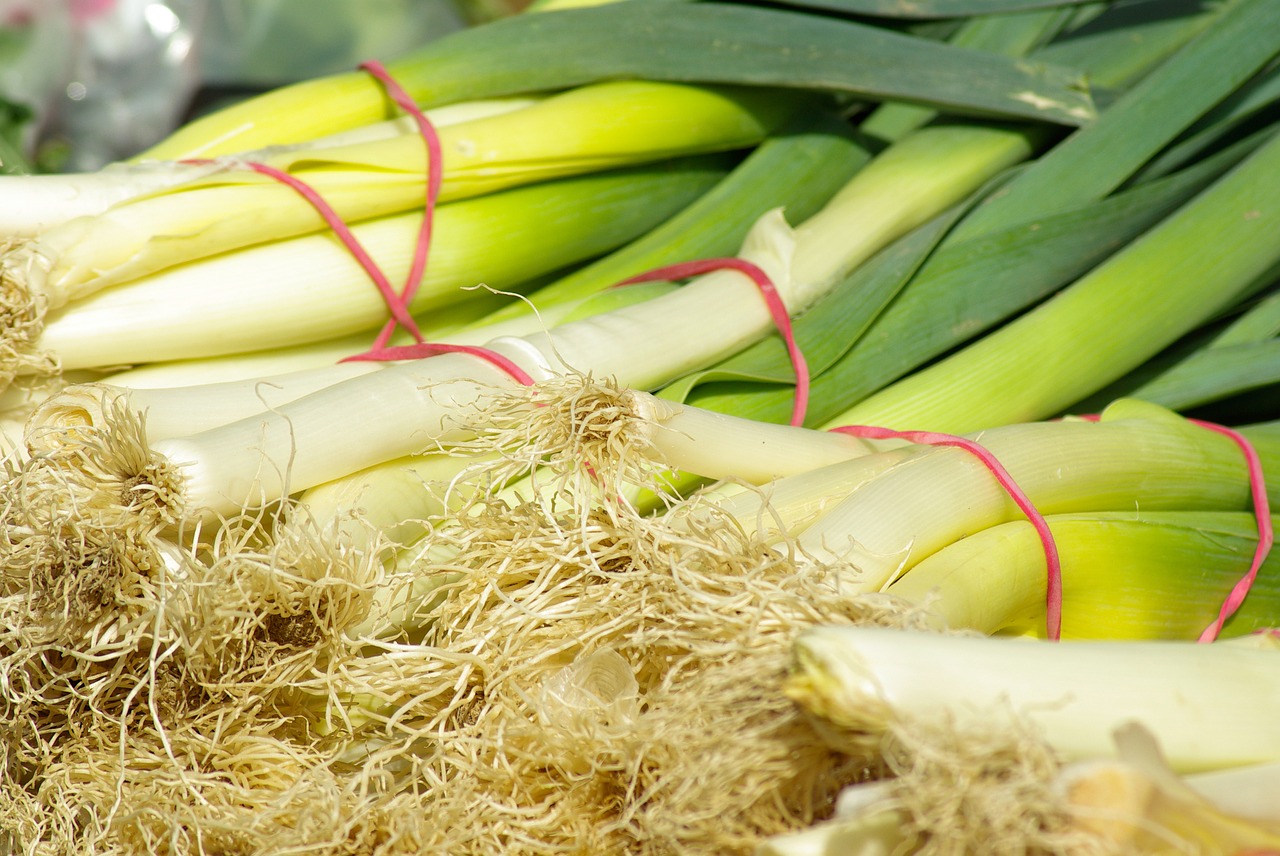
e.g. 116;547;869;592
666;0;1280;432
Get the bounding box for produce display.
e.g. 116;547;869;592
1;0;1278;852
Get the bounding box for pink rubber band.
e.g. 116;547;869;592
247;161;426;342
1074;413;1272;643
343;342;536;387
179;156;427;340
189;66;534;390
360;60;444;351
830;424;1064;641
186;62;444;348
617;258;810;427
1190;420;1273;642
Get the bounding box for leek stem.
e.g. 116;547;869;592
0;97;539;237
788;625;1280;772
799;400;1256;591
138;2;1092;159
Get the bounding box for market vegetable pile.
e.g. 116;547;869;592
2;0;1279;852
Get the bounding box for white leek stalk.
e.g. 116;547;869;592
564;385;878;484
758;808;908;856
1058;721;1280;852
298;451;500;555
28;370;378;442
290;380;877;558
0;162;220;238
29;287;662;441
761;720;1280;855
1183;760;1280;823
87;303;503;389
787;625;1280;773
94;282;676;390
707;448;922;543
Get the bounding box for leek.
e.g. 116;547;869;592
761;719;1280;854
0;162;223;238
1057;722;1280;853
0;95;539;236
140;1;1091;159
84;296;534;389
787;625;1280;773
1082;288;1280;413
89;113;869;390
36;287;682;442
792;400;1257;590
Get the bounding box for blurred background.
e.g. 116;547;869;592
0;0;527;173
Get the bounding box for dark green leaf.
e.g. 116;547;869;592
761;0;1096;21
389;2;1096;125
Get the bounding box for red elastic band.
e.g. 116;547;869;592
360;60;444;351
616;258;810;427
1075;413;1272;643
178;156;427;341
343;342;536;387
324;67;531;387
830;424;1064;641
1189;420;1273;642
188;67;532;392
185;61;444;348
246;161;425;342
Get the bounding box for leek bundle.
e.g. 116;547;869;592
5;81;789;305
20;116;1035;522
84;110;870;390
406;381;1275;637
0;0;1093;399
30;160;728;370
